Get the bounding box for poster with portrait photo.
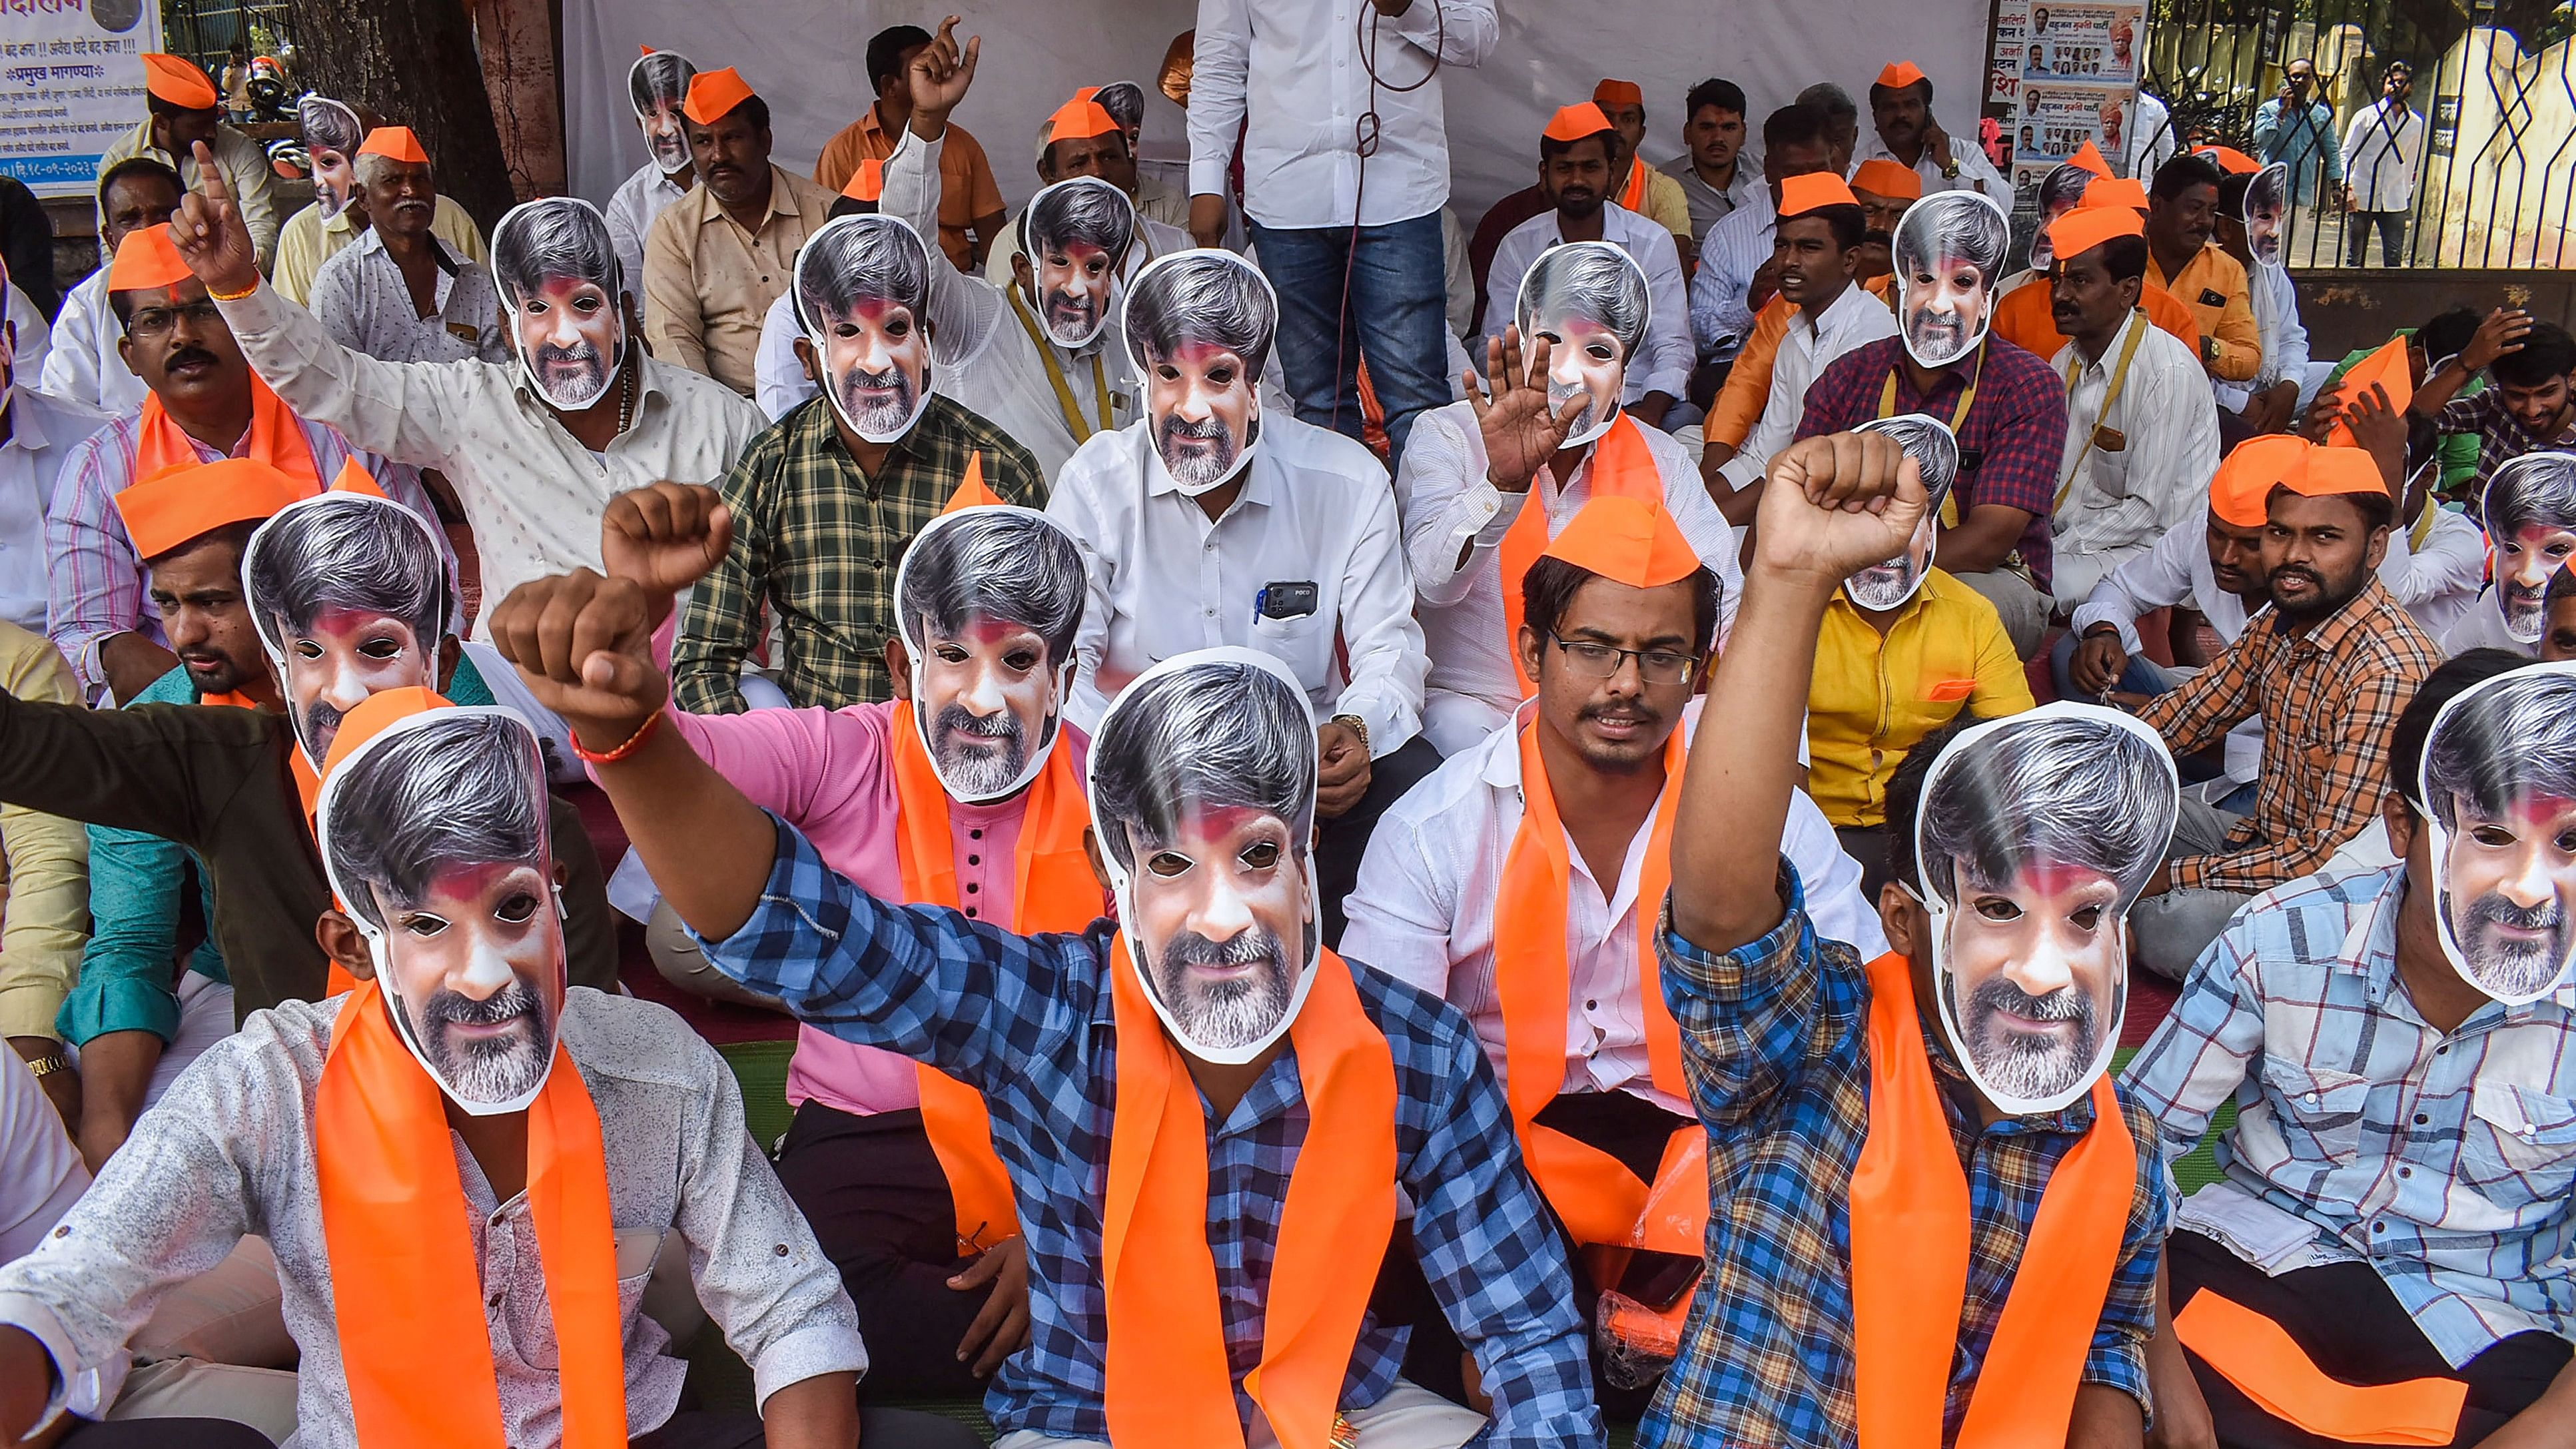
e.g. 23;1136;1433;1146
793;213;939;444
1512;240;1653;448
1844;414;1962;612
242;492;451;773
629;49;699;177
2240;161;2290;270
2479;452;2576;646
1914;704;2178;1115
1891;191;2010;368
2418;663;2576;1004
1085;648;1321;1065
1122;250;1278;498
893;505;1088;803
490;197;628;413
1989;0;2030;105
2018;2;2142;86
2012;81;2137;175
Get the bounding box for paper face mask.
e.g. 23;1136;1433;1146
794;214;937;444
1086;648;1321;1064
2418;663;2576;1004
1514;241;1651;449
298;95;365;223
318;706;568;1115
2481;453;2576;646
243;492;448;772
1123;249;1276;497
1019;177;1137;350
630;50;699;177
2243;163;2290;270
491;197;627;412
1892;190;2010;369
1914;704;2178;1115
2026;162;2098;274
894;506;1087;802
1844;413;1963;612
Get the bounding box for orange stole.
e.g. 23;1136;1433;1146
1493;720;1692;1245
131;374;323;492
2173;1292;2465;1445
1619;157;1651;213
1100;938;1397;1449
1496;412;1663;696
1848;951;2135;1449
314;981;625;1448
888;700;1098;1246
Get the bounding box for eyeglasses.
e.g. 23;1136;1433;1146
124;299;223;339
1545;634;1699;686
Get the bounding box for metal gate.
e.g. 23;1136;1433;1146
2140;0;2576;266
156;0;301;109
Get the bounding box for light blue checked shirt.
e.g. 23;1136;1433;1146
2122;860;2576;1368
699;815;1603;1446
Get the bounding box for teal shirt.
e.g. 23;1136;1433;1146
55;654;497;1045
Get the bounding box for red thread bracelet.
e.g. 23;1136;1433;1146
570;710;663;765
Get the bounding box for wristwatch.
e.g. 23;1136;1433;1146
1330;713;1371;758
1939;158;1962;180
23;1051;68;1079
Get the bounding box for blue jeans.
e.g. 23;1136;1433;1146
1248;211;1452;467
2346;211;2407;267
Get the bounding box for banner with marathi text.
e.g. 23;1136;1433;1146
0;0;161;197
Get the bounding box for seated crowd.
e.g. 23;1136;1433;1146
0;15;2573;1449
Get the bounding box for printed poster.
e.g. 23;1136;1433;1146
2010;80;2136;189
2021;1;2142;86
0;0;163;196
1989;0;2030;106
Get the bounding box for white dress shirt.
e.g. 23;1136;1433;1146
2126;92;2178;183
2342;99;2425;213
1688;187;1774;360
35;272;145;418
2070;513;2264;780
2214;262;2310;411
1853;129;2015;208
0;387;109;634
0;1048;85;1266
2050;312;2221;603
307;228;508;366
1186;0;1498;230
1397;403;1740;751
2391;503;2487;642
1345;698;1885;1115
2442;587;2536;659
607;161;691;306
1047;411;1428;752
215;280;769;640
5;286;46;382
1479;204;1692;406
1717;282;1900;489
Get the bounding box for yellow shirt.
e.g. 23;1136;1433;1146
1806;568;2035;827
271;195;488;308
2146;242;2262;384
0;623;88;1040
1627;161;1695;243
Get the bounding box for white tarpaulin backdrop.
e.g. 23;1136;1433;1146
562;0;1987;229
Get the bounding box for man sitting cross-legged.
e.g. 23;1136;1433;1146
490;569;1606;1446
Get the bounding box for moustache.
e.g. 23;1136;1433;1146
2469;894;2565;935
424;980;544;1030
536;339;604;369
301;696;346;745
1160;926;1285;977
1580;697;1666;731
162;346;220;373
1160;414;1230;447
1863;231;1893;248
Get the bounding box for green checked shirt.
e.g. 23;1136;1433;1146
672;394;1044;714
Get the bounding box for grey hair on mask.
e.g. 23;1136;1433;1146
246;494;446;656
1921;713;2176;907
324;713;548;932
897;509;1086;665
492;199;620;306
2423;668;2576;833
1092;81;1145;133
1090;659;1314;873
631;51;696;115
2039;162;2094;213
1894;191;2009;287
2483;453;2576;544
1023;179;1137;266
1515;241;1650;360
1123;252;1276;378
1859;413;1962;516
793;215;932;336
298;95;361;155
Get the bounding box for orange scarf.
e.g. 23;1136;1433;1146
314;981;625;1448
1848;950;2134;1449
1100;938;1397;1449
1619;157;1651;213
889;700;1100;1247
1492;719;1689;1245
2172;1290;2465;1444
1497;412;1661;696
131;374;323;491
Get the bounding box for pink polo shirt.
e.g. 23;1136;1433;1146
668;701;1100;1117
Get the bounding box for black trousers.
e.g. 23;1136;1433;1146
1833;826;1897;906
770;1101;997;1402
60;1422;276;1448
2169;1228;2571;1448
1384;1090;1695;1424
630;1407;985;1448
1314;736;1444;948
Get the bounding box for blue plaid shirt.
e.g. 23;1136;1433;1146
702;816;1603;1446
2122;861;2576;1368
1642;862;2168;1447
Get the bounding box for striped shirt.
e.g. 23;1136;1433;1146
2122;861;2576;1367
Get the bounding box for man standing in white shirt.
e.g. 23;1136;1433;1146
1712;175;1899;510
1186;0;1496;466
2044;207;2220;606
1403;241;1741;754
0;255;107;636
1482;105;1693;429
2342;61;2424;268
606;49;699;303
1048;249;1433;943
1853;62;2015;209
2125;89;2180;185
39;161;181;418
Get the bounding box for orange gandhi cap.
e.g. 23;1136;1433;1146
1779;172;1862;218
115;458;312;562
1850;159;1923;201
356;126;429;165
1543;103;1615;145
683;67;756;127
105;223;194;294
1876;61;1929;90
1539;495;1701;589
141;53;219;111
2046;205;2144;264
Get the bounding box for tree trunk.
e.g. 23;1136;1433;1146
278;0;519;231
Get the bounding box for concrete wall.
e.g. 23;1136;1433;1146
2297;268;2576;362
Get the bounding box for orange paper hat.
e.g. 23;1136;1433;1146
320;686;454;782
1543;103;1615;144
2327;336;2414;450
1046;96;1122;144
841;158;885;203
106;223;194;294
356;126;429;165
115;458;311;562
1539;495;1700;589
1850;159;1923;201
1779;173;1861;217
2081;175;2152;213
2210;435;2308;528
1876;61;1929;91
2198;145;2262;176
2067;141;2114;179
683;67;756;126
2284;446;2392;501
2046;205;2144;262
640;43;657;57
330;457;390;498
141;53;220;111
942;452;1005;514
1593;79;1645;109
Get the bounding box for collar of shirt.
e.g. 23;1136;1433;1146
1140;436;1280;512
2348;864;2576;1023
2284;574;2400;660
1;385;65;454
689;165;803;237
2066;308;2146;386
1797;282;1885;349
